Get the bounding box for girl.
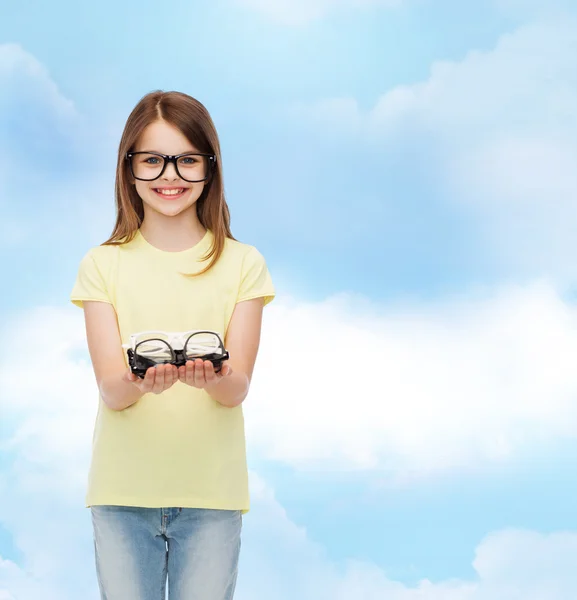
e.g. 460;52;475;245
70;90;275;600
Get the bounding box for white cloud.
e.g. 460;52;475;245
0;45;115;251
248;281;577;479
0;43;79;156
2;280;577;493
0;44;75;118
293;19;577;280
0;556;65;600
0;308;99;599
2;297;577;598
241;478;577;599
234;0;401;25
4;461;577;599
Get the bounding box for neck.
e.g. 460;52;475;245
139;207;207;252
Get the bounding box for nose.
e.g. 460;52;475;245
162;159;180;180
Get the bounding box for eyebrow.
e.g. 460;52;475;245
136;149;199;155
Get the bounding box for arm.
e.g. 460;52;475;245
205;297;265;408
83;301;145;411
84;301;179;410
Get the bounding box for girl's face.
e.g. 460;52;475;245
131;119;209;220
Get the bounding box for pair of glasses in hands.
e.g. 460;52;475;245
122;330;229;379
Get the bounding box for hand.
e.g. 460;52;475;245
178;359;233;389
123;364;179;395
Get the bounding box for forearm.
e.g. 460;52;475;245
206;371;249;408
99;373;144;411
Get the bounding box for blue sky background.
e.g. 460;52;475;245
2;1;577;598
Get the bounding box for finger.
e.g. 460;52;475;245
186;360;195;386
204;360;217;384
140;367;156;393
170;365;178;386
165;365;173;387
163;364;173;389
194;358;205;387
178;365;186;382
162;364;172;389
221;363;233;377
125;368;141;384
153;364;166;394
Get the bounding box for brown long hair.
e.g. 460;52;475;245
101;90;235;275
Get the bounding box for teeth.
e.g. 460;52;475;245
156;188;184;195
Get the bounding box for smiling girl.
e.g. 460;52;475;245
70;90;275;600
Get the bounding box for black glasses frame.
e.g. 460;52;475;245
126;331;229;379
126;151;217;183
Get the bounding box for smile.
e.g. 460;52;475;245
153;188;187;199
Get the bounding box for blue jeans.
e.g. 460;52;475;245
91;505;242;600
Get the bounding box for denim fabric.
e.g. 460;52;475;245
91;505;242;600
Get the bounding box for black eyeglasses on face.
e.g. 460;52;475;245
126;151;217;182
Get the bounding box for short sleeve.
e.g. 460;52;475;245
237;246;275;306
70;250;112;308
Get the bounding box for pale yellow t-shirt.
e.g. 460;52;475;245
70;228;275;513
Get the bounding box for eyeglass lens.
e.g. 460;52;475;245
130;153;209;182
135;332;222;363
